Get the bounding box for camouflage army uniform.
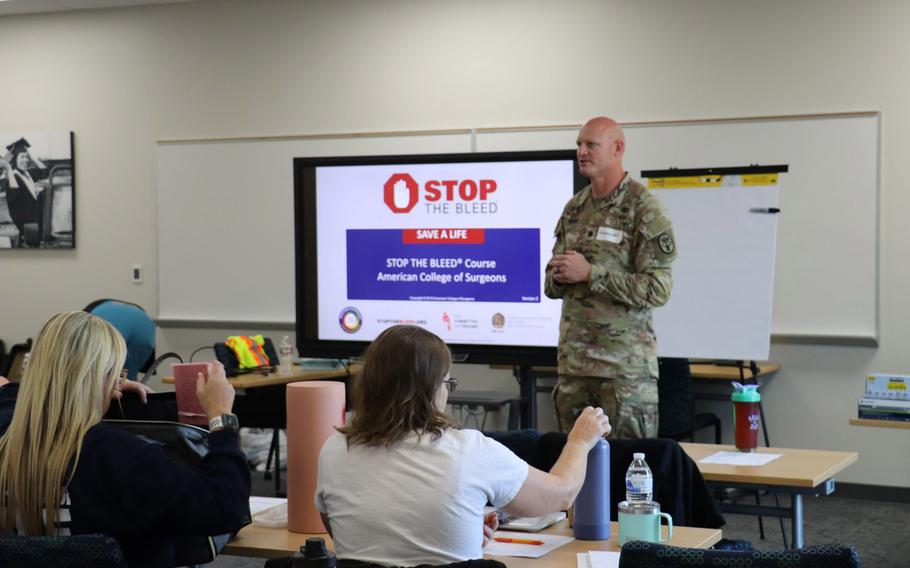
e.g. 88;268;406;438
544;174;677;439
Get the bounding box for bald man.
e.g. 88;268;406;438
545;117;678;439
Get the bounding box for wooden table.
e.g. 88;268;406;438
689;362;780;382
162;364;354;388
448;390;521;430
681;442;857;548
493;362;779;430
224;518;722;562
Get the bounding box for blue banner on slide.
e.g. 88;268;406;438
346;228;541;302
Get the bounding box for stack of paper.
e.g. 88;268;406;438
699;451;782;466
485;531;573;558
577;550;621;568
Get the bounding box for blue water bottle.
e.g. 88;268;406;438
573;439;611;540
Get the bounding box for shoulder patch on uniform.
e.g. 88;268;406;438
658;232;675;254
642;216;671;240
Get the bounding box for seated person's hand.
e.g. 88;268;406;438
567;406;611;450
112;378;154;404
197;361;235;419
482;510;499;548
0;376;8;387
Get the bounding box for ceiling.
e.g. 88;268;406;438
0;0;199;16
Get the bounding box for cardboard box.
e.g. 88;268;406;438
864;374;910;401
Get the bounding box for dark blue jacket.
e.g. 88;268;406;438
0;383;251;567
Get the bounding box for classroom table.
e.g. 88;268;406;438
681;442;858;548
448;390;521;430
162;364;354;389
503;362;780;430
224;518;722;563
689;362;780;382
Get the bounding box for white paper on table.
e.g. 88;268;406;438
577;551;621;568
485;530;573;558
699;451;783;466
249;496;287;515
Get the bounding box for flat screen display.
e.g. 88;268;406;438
294;150;585;364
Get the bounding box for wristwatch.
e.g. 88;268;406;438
208;413;239;433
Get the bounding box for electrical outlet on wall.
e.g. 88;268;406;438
132;264;143;284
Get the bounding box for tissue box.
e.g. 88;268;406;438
864;374;910;401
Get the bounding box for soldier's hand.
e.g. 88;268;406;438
567;406;612;450
551;251;592;284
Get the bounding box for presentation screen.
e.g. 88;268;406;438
294;151;586;364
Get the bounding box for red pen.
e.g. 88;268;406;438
493;537;544;545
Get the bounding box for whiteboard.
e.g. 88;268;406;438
157;113;879;347
157;132;472;324
476;114;880;345
649;176;781;360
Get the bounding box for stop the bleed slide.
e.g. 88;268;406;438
347;227;541;302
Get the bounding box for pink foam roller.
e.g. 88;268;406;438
286;381;346;533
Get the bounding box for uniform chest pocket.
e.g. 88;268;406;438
581;225;633;269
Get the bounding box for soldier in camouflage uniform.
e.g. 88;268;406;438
545;117;677;439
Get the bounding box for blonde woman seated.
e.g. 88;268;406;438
0;312;250;568
315;325;611;566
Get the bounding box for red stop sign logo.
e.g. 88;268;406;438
384;173;419;213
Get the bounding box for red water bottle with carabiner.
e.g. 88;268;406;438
732;382;761;452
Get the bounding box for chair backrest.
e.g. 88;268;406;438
486;431;725;528
656;357;695;438
139;352;184;385
84;299;157;377
266;557;508;568
190;345;215;362
0;533;128;568
619;541;860;568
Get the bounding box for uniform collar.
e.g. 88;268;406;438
588;172;631;209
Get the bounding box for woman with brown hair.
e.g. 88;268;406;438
315;324;611;566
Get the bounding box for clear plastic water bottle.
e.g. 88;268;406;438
625;452;653;502
279;336;294;375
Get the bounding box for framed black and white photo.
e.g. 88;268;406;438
0;131;75;249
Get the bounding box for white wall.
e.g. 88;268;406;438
1;0;908;486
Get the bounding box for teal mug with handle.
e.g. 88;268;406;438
618;501;673;546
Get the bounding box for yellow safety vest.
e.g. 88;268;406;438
226;335;270;368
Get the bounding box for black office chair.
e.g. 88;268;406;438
190;345;215;362
140;352;184;385
0;533;128;568
657;357;722;444
619;540;860;568
266;556;506;568
486;430;725;529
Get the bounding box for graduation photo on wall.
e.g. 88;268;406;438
0;131;75;249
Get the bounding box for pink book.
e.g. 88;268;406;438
172;362;210;426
